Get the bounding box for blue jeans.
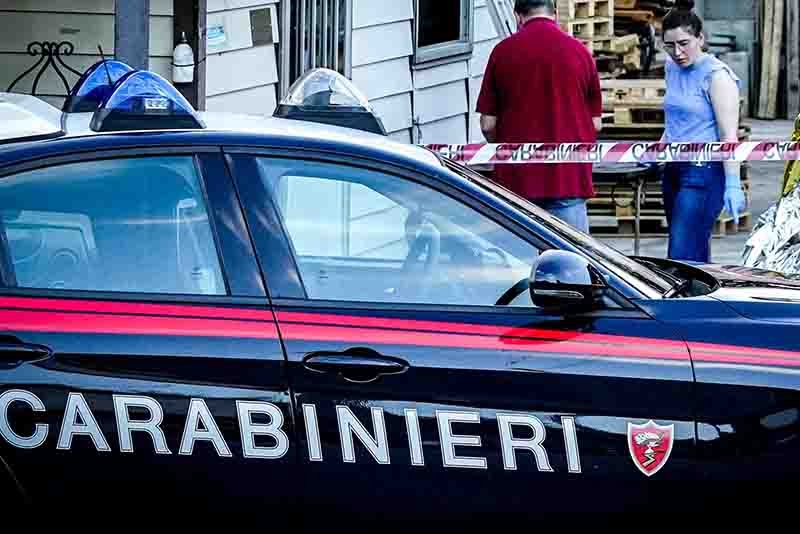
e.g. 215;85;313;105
661;162;725;263
533;197;590;233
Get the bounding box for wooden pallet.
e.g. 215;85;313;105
608;107;665;126
590;211;754;237
561;17;614;40
614;8;655;23
557;0;614;19
600;33;639;54
583;37;614;53
589;213;668;235
589;171;754;237
597;124;665;140
713;211;753;237
601;79;666;110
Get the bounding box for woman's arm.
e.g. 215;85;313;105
709;68;747;222
709;69;742;179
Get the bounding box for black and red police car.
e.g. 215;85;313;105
0;62;798;522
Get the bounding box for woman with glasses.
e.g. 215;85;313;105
659;0;746;263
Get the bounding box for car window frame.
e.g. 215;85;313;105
225;147;647;318
0;146;266;304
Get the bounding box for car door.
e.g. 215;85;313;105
0;149;296;507
229;150;697;521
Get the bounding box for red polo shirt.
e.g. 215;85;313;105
476;17;602;200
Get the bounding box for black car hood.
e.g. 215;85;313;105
697;264;800;324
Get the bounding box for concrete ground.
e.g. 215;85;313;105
596;118;796;265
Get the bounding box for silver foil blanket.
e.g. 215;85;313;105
743;186;800;273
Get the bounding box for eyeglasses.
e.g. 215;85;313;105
661;37;697;54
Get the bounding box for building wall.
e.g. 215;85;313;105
204;0;280;116
350;0;504;146
0;0;173;108
469;0;504;143
350;0;415;143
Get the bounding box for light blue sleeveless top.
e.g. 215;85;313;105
663;53;741;143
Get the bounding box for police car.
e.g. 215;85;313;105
0;61;798;521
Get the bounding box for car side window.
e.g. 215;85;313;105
0;156;226;295
256;157;540;306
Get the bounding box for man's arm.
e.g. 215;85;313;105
587;56;604;133
481;115;498;142
476;47;499;143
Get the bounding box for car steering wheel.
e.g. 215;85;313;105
495;276;530;306
400;212;441;300
483;247;512;269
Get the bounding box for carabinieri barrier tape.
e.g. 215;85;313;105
424;141;800;164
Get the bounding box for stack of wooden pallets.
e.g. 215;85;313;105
557;0;615;53
589;81;754;237
599;78;666;139
591;0;673;80
588;171;754;238
555;0;755;238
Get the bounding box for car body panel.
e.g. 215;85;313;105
272;303;697;518
0;296;295;505
0;112;799;518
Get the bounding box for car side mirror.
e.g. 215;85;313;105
530;250;607;312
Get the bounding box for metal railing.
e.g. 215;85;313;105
6;41;82;97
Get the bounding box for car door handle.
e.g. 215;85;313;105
302;348;409;384
0;342;52;368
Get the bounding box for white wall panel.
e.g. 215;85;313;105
353;0;413;29
369;93;413;133
148;15;175;57
206;8;257;53
3;0;173;14
352;21;413;67
352;57;412;100
206;84;278;115
473;5;499;42
413;61;469;90
469;39;497;77
414;80;468;124
0;12;114;55
418;115;468;145
208;0;278;13
387;129;411;144
206;44;278;96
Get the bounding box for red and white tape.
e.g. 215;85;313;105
424;141;800;165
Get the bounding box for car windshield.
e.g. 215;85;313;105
441;158;676;296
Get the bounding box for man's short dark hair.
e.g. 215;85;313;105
514;0;556;15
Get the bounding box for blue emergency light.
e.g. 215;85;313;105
62;59;135;113
90;70;205;132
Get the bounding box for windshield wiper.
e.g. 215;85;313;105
663;279;692;298
633;258;686;291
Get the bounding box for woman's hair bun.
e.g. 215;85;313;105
675;0;695;10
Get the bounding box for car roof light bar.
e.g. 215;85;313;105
273;68;387;136
90;70;205;132
62;59;135;113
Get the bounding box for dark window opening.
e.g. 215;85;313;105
418;0;462;47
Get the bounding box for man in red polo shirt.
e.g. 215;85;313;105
476;0;603;233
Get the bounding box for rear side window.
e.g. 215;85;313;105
0;156;226;295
